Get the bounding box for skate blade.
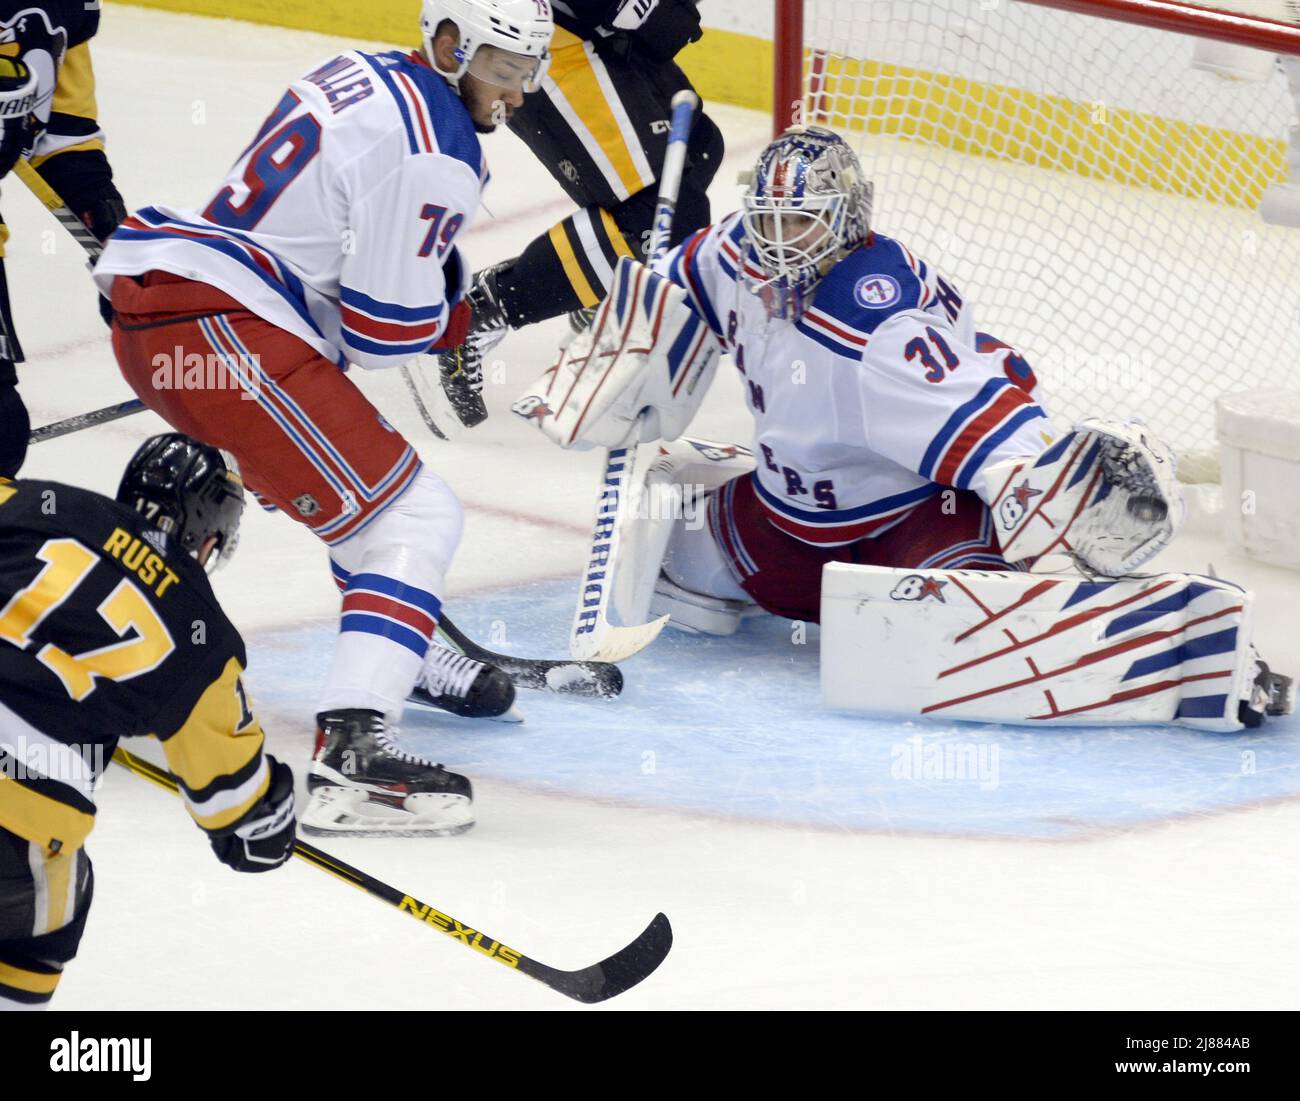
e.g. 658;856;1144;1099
302;787;474;838
300;821;475;838
404;695;524;724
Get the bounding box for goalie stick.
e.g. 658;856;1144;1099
437;613;623;699
569;89;699;663
112;747;672;1003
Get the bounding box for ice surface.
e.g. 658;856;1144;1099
6;7;1300;1009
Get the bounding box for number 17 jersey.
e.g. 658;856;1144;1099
0;480;267;855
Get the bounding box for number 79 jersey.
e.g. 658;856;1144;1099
0;480;267;854
93;49;487;371
659;213;1057;546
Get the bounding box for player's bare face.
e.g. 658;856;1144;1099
460;70;526;133
461;46;537;132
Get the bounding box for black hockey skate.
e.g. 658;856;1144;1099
407;643;516;719
436;263;510;428
303;709;474;836
1239;660;1296;728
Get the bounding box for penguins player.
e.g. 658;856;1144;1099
0;433;295;1009
0;1;128;477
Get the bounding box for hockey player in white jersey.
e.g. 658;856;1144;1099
94;0;556;835
517;126;1294;733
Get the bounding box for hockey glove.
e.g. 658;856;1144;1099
612;0;703;63
981;417;1184;576
513;256;719;449
209;755;296;873
34;151;128;325
0;376;29;479
431;300;472;352
0;57;39;180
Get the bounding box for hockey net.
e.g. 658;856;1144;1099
775;0;1300;481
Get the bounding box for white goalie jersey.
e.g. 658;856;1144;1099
94;49;486;371
654;213;1058;546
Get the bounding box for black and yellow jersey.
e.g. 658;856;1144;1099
0;1;104;168
551;1;700;54
0;477;269;856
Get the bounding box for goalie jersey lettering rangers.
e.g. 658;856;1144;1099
660;212;1055;546
94;49;487;369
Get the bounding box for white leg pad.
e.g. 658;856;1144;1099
821;563;1261;732
606;438;757;629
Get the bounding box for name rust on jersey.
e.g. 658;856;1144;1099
102;528;182;598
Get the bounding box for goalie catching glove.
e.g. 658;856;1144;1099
512;256;720;450
981;417;1185;577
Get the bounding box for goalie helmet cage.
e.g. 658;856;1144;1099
772;0;1300;482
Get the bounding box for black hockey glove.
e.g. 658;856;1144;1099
0;375;29;480
82;195;128;325
35;151;128;325
0;57;39;180
612;0;703;63
209;756;296;873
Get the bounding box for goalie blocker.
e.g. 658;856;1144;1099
820;564;1294;733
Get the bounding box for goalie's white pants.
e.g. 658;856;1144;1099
663;512;750;603
319;469;463;722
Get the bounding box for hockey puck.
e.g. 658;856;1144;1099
1127;494;1167;522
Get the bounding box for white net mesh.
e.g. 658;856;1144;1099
800;0;1300;481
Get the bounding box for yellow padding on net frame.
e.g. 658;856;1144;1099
806;54;1284;209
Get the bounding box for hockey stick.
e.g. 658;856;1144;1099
13;161;152;444
399;361;450;441
29;397;147;442
111;746;672;1003
14;161;104;259
436;612;623;698
568;89;699;663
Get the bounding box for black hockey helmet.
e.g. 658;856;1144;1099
116;433;245;568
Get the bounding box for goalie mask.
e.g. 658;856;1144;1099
421;0;553;92
742;126;873;320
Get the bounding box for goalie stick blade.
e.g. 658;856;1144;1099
436;615;625;698
570;613;670;663
518;912;673;1004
